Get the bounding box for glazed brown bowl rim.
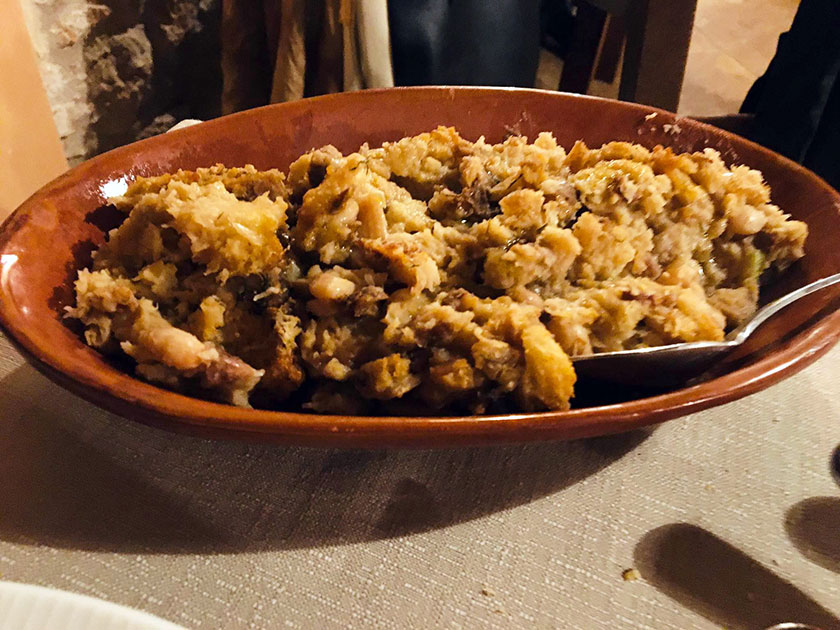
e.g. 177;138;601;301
1;86;838;447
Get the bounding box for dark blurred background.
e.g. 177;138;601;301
13;0;839;189
13;0;796;160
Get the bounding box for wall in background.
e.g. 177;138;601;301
20;0;221;164
1;0;69;217
19;0;90;163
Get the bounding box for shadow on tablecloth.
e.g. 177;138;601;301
785;497;840;574
634;523;840;630
0;364;650;553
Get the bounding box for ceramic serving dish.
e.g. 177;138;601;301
1;87;838;447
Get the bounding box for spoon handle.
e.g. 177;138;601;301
730;272;840;344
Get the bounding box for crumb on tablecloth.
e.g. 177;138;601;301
622;568;641;582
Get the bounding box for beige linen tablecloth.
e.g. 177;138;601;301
0;331;838;629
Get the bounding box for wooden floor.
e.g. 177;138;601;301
536;0;800;116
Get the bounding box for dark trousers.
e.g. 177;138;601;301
741;0;840;189
387;0;541;87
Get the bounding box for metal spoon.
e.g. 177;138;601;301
572;272;840;385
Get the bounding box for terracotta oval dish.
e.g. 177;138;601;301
1;88;838;447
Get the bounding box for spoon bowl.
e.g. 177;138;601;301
573;272;840;386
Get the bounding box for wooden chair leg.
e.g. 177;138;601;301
593;14;625;84
619;0;698;111
558;2;607;94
